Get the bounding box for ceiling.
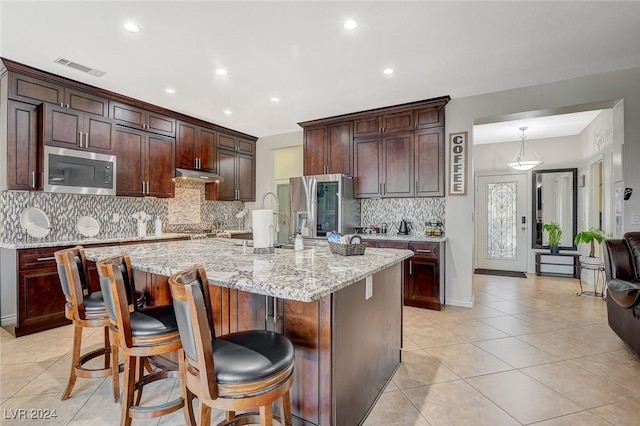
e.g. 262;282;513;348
1;1;639;139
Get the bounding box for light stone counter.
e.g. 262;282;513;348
0;233;190;250
84;238;413;302
359;234;447;242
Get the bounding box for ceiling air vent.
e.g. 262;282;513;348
53;57;106;77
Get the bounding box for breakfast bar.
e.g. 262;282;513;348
85;238;413;426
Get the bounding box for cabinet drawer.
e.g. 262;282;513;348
18;247;67;270
409;242;439;257
364;240;409;249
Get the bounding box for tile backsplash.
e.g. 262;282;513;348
0;180;243;243
361;197;445;236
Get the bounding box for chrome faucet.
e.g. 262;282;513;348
261;191;280;233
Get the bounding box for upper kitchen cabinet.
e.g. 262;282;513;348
176;121;217;171
6;101;39;190
8;73;109;116
217;133;255;155
110;101;176;137
113;126;175;198
40;103;115;153
414;128;445;197
353;132;414;198
303;121;353;176
299;96;449;198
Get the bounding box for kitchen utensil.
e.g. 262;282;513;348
380;223;388;234
77;216;100;237
398;219;411;235
20;207;51;239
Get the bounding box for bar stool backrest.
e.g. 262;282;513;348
97;256;137;349
55;246;90;320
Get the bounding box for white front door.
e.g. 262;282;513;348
476;174;528;272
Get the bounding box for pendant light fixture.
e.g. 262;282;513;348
508;126;544;171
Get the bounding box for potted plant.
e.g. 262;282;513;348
574;228;605;264
543;222;563;253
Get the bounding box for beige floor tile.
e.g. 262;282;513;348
362;390;429;426
403;380;519;426
481;300;537;315
589;398;640;426
466;370;582;424
405;325;465;349
384;379;399;392
557;324;628;353
402;335;421;351
568;350;640;393
0;387;96;426
473;291;507;304
0;360;55;398
392;349;459;389
533;410;615;425
426;343;512;378
439;320;509;342
477;315;539;336
522;360;636;409
516;330;604;360
474;336;559;368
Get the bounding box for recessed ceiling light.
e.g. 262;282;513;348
124;22;140;33
344;19;358;30
165;88;176;94
383;68;394;75
270;97;281;103
224;109;232;115
216;68;228;76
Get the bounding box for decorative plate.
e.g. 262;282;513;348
19;207;51;239
76;216;100;238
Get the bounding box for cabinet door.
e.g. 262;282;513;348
404;255;440;310
83;114;114;152
6;101;39;190
236;138;255;155
217;149;237;200
415;106;444;129
9;73;64;105
111;102;145;130
114;126;145;196
43;103;81;148
217;133;237;151
237;153;255;201
17;268;69;336
146;134;175;198
354;115;381;136
382;111;414;133
65;88;109;117
146;111;175;137
327;122;353;175
199;127;217;171
353;136;382;198
303;126;327;176
415;128;444;196
176;121;197;169
230;290;268;332
382;132;413;197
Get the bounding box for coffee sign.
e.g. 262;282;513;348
448;131;467;195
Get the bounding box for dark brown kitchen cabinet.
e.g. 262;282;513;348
8;73;109;117
111;101;176;137
215;147;255;201
415;128;445;197
415;106;444;129
6;101;39;190
113;126;175;197
354;110;414;136
217;133;255;155
354;132;413;198
41;103;114;152
176;121;217;171
405;242;442;310
229;290;284;333
303;121;353;176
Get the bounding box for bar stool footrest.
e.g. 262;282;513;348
217;412;285;426
129;397;184;419
75;346;112;379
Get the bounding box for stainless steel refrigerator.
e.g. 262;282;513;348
289;174;360;240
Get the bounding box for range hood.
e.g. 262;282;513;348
174;168;224;182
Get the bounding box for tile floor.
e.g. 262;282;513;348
1;273;639;425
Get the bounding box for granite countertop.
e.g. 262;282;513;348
359;234;447;242
0;233;191;250
84;238;413;303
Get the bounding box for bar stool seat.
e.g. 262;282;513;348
128;306;178;338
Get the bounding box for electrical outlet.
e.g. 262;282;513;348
112;213;120;222
365;276;373;300
632;213;640;225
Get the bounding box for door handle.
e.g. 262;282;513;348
273;297;278;322
85;132;88;148
265;296;270;321
409;260;413;275
79;131;83;147
31;171;36;189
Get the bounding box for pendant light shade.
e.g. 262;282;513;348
508;127;544;171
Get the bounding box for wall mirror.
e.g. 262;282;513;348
532;168;578;249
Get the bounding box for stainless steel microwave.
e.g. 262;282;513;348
43;146;116;195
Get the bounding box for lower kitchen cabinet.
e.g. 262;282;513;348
405;242;444;310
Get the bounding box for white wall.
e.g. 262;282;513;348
446;67;640;307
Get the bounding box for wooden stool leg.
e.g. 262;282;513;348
226;411;236;421
103;327;111;369
179;350;196;426
61;324;83;400
121;355;136;426
199;401;211;425
111;341;120;403
260;404;273;426
278;391;292;426
134;356;145;406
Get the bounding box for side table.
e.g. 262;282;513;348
577;259;606;300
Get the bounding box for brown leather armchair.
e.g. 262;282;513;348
603;232;640;357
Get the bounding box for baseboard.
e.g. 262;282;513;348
1;314;16;327
446;294;475;309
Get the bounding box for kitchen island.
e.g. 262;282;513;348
85;238;412;426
